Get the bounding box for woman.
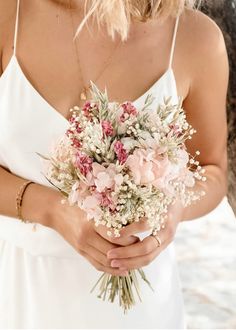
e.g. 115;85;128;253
0;0;233;328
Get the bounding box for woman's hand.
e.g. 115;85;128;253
106;201;184;270
49;192;139;276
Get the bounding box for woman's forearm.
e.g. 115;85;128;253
0;165;61;227
182;164;228;221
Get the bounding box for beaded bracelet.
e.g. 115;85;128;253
16;180;34;222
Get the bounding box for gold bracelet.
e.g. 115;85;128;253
16;180;34;222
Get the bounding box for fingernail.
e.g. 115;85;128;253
111;260;121;267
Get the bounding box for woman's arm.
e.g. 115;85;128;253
0;165;60;227
105;11;230;269
181;11;229;221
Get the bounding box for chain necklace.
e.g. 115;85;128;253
68;0;122;101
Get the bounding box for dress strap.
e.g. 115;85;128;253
168;15;180;69
13;0;21;56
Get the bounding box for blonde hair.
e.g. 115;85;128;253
68;0;198;41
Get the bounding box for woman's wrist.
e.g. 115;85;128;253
21;182;63;228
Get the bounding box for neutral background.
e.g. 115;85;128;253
175;199;236;329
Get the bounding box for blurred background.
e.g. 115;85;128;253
175;1;236;328
202;0;236;213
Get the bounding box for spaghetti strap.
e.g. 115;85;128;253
168;15;180;69
13;0;21;56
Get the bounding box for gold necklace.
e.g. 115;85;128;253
68;1;122;101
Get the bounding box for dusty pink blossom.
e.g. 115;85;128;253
114;141;128;164
82;101;93;118
126;148;173;187
74;151;93;176
101;120;114;137
92;163;123;193
99;192;114;208
82;101;98;119
71;138;81;149
82;195;102;220
68;181;89;206
120;102;138;122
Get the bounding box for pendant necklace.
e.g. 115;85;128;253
68;0;123;101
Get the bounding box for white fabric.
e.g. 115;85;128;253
0;52;187;329
0;2;234;328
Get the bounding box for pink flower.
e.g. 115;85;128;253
120;102;138;122
82;195;102;220
74;151;93;176
66;129;74;137
126;148;172;187
71;138;81;149
82;101;98;119
92;163;123;193
99;192;114;208
101;120;114;137
75;123;83;134
82;101;93;118
114;141;128;164
68;181;90;206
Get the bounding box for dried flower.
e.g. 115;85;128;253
40;81;206;313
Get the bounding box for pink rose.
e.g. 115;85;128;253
101;120;114;137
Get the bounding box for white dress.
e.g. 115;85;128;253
0;1;233;328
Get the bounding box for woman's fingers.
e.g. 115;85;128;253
94;224;140;246
84;244;112;268
107;230;166;260
116;218;151;238
79;250;128;276
87;231;116;255
108;237;169;270
106;218;178;269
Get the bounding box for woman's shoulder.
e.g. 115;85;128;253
180;9;226;59
178;9;228;75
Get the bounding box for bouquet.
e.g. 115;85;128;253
39;81;206;312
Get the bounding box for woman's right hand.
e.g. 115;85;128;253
48;193;138;276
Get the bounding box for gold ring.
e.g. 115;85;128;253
151;234;162;248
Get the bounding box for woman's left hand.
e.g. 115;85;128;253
106;201;184;271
